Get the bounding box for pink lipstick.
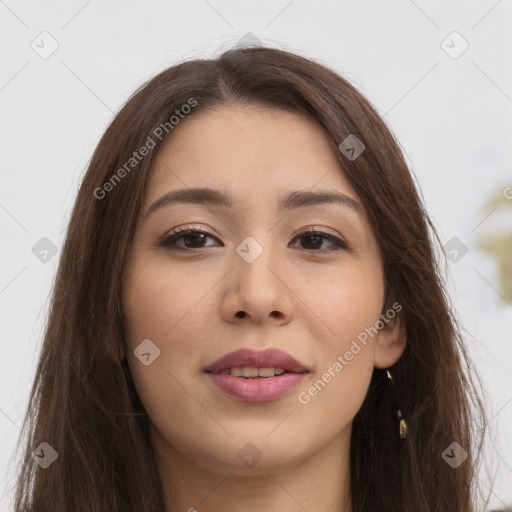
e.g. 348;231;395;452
204;348;309;403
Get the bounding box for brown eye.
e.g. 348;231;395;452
292;230;348;252
159;229;220;250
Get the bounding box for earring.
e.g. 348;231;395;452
386;369;408;439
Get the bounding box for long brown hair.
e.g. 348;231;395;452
13;46;487;511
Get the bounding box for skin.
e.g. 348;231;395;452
121;105;407;512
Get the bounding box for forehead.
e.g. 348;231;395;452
145;105;359;207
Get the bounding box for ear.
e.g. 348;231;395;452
373;305;407;369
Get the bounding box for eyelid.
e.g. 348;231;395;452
164;224;216;237
294;225;340;239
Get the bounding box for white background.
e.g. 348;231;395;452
1;1;511;510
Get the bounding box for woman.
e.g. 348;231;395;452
13;46;487;511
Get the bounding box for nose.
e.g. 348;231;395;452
220;238;295;325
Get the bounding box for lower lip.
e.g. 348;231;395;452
206;372;307;402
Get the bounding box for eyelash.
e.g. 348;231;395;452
158;226;348;253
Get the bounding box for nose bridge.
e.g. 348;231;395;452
235;233;276;289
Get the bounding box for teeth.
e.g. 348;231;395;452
258;367;276;377
243;366;259;378
220;366;287;378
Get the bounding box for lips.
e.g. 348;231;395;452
203;348;309;402
203;348;309;375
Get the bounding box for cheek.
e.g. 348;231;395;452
122;254;216;356
295;258;384;352
121;253;223;408
121;257;222;447
293;261;382;411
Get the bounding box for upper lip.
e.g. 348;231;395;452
204;348;309;374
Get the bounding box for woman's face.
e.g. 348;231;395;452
121;105;406;476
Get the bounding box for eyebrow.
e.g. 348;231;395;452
144;187;362;218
